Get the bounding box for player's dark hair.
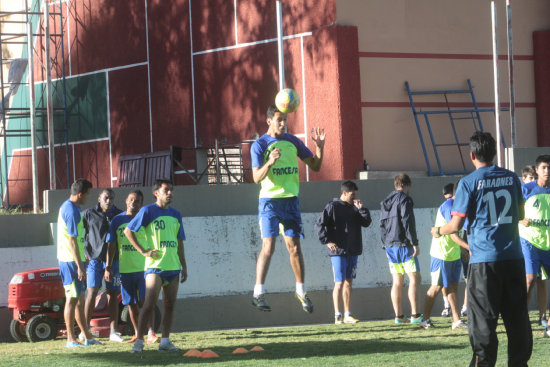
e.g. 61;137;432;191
535;155;550;168
394;173;411;189
522;165;536;178
341;180;358;193
469;131;496;163
267;104;282;119
129;189;144;201
442;183;454;196
99;188;114;197
152;178;172;194
70;178;92;195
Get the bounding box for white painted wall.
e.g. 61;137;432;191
0;208;438;307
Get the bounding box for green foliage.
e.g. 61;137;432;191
1;313;548;366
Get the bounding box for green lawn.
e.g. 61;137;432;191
1;313;548;366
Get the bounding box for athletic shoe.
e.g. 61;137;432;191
147;332;160;344
110;331;124;342
461;307;467;317
66;341;85;348
334;315;343;325
131;339;144;354
394;316;409;324
410;314;423;324
124;335;138;343
84;339;102;346
441;306;451;317
419;319;435;329
158;340;179;352
295;292;314;313
539;317;548;328
452;320;468;330
252;294;272;312
343;315;360;324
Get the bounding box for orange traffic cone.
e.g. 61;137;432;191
200;349;219;358
232;347;249;354
250;345;264;352
183;349;202;357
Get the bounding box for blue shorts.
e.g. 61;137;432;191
59;261;86;298
87;259;121;291
331;256;358;282
120;272;145;305
430;257;462;287
385;246;420;275
145;268;180;286
521;238;550;280
258;197;303;239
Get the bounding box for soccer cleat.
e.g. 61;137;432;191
343;315;360;324
461;307;468;317
539;317;548;328
131;339;144;354
441;306;451;317
66;341;85;348
125;335;138;343
295;292;314;313
410;314;423;324
334;315;343;325
84;338;102;346
419;318;435;329
394;316;409;324
109;331;124;342
147;332;160;344
158;340;179;352
252;294;272;312
452;320;468;330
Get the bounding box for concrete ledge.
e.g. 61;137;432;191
357;171;428;180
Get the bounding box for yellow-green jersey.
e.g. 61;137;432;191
430;198;462;261
126;203;185;271
519;181;550;250
57;199;86;262
250;133;313;198
106;213;149;273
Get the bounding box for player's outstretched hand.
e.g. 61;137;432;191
311;127;325;148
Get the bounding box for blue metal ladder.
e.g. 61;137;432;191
405;79;507;176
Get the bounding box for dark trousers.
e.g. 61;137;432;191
467;259;532;367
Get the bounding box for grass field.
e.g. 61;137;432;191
1;312;548;366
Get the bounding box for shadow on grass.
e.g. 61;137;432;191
68;337;461;365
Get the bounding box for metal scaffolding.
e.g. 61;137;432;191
0;0;69;211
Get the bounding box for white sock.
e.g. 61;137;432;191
344;312;351;317
296;282;306;297
461;304;467;311
443;296;450;308
160;337;170;345
335;312;342;317
253;284;265;297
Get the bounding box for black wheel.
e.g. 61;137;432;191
25;315;57;342
10;320;28;342
119;304;161;335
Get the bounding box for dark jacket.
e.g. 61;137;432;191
379;190;418;248
83;204;122;261
315;198;372;256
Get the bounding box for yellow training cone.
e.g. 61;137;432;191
232;347;249;354
250;345;264;351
